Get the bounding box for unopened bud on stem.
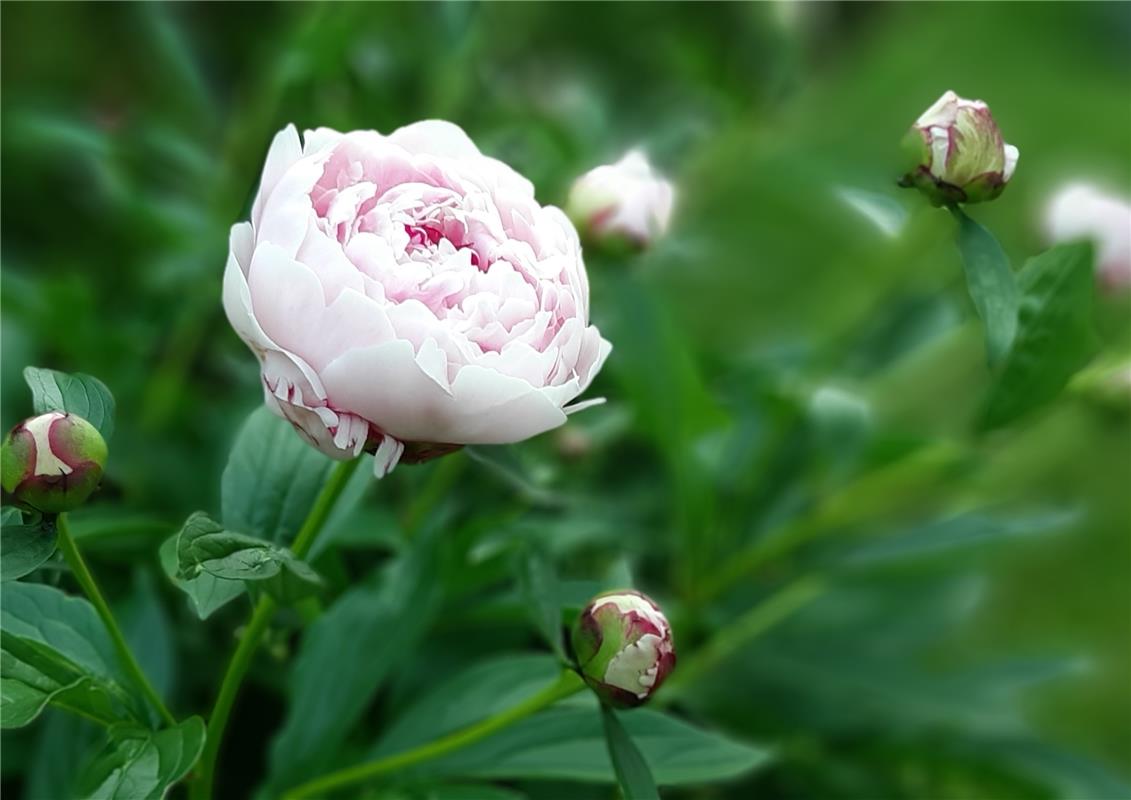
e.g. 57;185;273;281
899;90;1018;206
571;590;675;708
1;412;107;513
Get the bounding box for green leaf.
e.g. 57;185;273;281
1;582;141;728
950;207;1019;367
222;407;335;544
23;366;116;441
268;544;441;788
601;704;661;800
26;710;98;800
1;508;58;581
77;715;206;800
373;654;562;757
158;535;244;620
425;700;771;786
833;508;1079;570
176;512;322;605
979;241;1098;430
514;545;564;658
121;571;176;700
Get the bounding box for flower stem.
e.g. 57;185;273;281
282;669;586;800
191;455;362;800
56;514;177;728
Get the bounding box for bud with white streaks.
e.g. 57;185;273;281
900;90;1019;206
571;590;675;708
2;412;108;513
1044;183;1131;293
567;151;675;248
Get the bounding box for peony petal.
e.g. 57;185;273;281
1003;144;1019;183
251;125;303;231
388;120;483;160
222;223;274;354
303;126;344;155
372;435;405;478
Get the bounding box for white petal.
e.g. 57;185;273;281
387;120;482;159
303;126;344;155
372;435;405;479
251;125;303;231
222;224;274;354
1002;144;1019;183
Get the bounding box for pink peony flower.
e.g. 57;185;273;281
1043;182;1131;293
223;121;611;477
567;150;675;247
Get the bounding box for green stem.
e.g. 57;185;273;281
282;669;585;800
661;576;825;703
192;456;362;800
56;514;176;728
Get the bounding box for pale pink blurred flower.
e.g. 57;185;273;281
567;150;675;247
1044;183;1131;293
223;122;611;478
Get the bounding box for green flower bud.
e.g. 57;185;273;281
571;590;675;708
899;90;1019;206
1;412;107;513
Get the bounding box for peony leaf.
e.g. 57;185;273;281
371;654;563;758
602;704;660;800
979;241;1098;430
174;512;322;605
222;407;335;545
23;367;116;441
76;716;206;800
158;534;244;620
0;508;58;581
950;207;1019;368
268;540;442;789
1;582;144;728
514;544;565;658
421;699;772;785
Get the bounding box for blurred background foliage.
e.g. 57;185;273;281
2;2;1129;799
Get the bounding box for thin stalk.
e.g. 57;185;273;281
56;514;176;727
283;669;586;800
192;456;362;800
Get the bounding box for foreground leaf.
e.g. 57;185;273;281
77;715;206;799
602;704;660;800
1;582;141;727
980;241;1098;430
1;508;58;581
268;543;441;788
222;407;335;544
176;512;322;604
23;366;116;441
158;535;244;620
424;700;771;785
372;654;563;757
950;207;1018;368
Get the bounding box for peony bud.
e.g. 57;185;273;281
567;151;675;248
1;412;107;514
571;590;675;708
1043;182;1131;293
899;90;1019;206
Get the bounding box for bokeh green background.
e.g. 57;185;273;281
2;3;1129;798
